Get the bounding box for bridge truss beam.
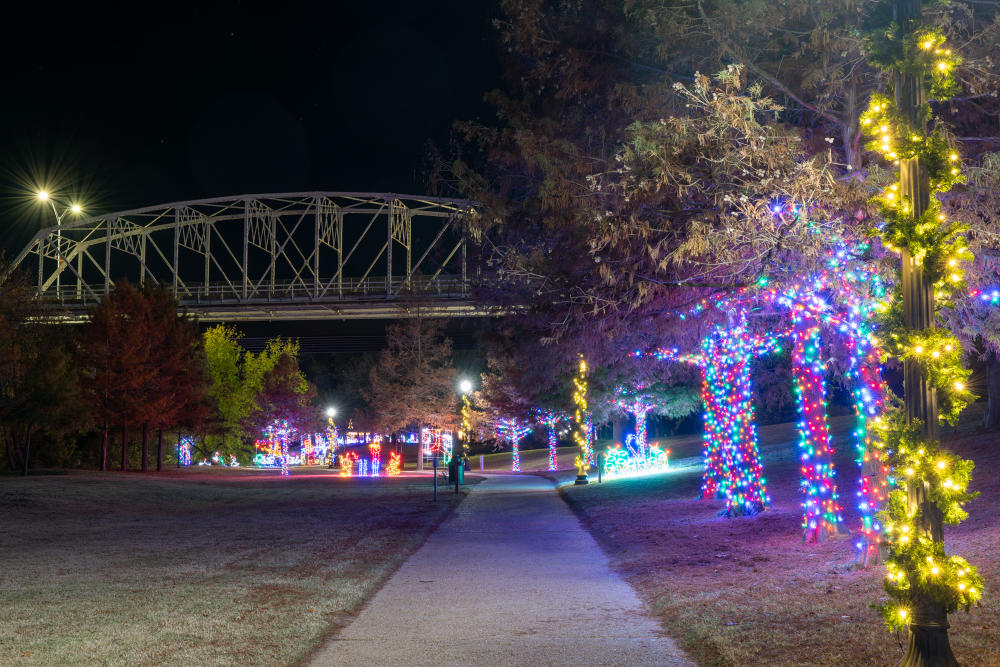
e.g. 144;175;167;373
8;192;481;322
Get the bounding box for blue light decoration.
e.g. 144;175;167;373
496;417;532;472
263;420;295;476
614;390;655;457
178;437;193;466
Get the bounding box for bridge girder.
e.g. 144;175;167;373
8;192;482;321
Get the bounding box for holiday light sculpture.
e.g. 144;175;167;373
302;435;316;465
369;440;382;476
339;450;358;477
614;389;656;457
387;451;402;476
178;437;193;466
601;440;670;479
263;420;295;476
496;417;532;472
572;356;592;484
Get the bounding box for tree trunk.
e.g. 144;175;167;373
841;82;863;173
100;421;108;471
984;353;1000;430
612;415;626;445
6;432;16;472
141;423;149;472
157;429;164;472
21;425;32;476
176;431;181;468
121;423;128;472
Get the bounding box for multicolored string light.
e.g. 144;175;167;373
496;417;531;472
535;410;565;471
178;437;192;466
790;321;843;542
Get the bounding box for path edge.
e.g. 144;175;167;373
294;479;480;666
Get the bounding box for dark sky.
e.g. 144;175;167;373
0;1;501;252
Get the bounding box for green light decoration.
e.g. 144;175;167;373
572;356;592;484
861;13;983;639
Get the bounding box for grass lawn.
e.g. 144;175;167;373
0;467;472;666
476;445;580;472
561;413;1000;667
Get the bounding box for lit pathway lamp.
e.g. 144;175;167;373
325;407;338;468
454;379;473;488
35;190;84;298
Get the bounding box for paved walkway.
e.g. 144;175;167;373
309;474;694;666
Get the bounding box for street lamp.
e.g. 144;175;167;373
325;407;338;469
457;379;474;473
35;190;85;297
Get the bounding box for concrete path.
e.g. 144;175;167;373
309;474;694;667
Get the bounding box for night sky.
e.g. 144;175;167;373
0;1;501;253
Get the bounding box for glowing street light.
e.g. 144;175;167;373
325;406;337;418
34;189;85;297
459;379;473;394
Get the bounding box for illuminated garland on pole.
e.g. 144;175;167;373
460;394;472;461
572;356;591;485
861;7;982;654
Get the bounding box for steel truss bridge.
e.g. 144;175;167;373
8;192;483;322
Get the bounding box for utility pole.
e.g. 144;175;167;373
894;1;956;664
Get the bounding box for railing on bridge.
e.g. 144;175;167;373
8;192;482;321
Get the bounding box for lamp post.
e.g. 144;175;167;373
456;379;473;488
459;379;473;459
325;407;338;469
36;190;83;298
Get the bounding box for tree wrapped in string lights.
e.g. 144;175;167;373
790;320;843;542
861;4;982;659
535;409;567;471
496;417;532;472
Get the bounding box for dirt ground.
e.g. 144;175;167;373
562;414;1000;667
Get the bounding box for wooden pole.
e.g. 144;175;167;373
894;1;957;664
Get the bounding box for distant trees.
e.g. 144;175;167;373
0;268;82;474
203;325;314;461
362;315;458;435
243;353;318;437
76;281;210;471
